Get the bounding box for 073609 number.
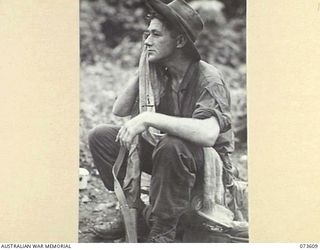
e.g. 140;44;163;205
300;244;319;248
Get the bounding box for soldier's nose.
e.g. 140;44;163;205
144;36;152;47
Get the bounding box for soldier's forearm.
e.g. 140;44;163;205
112;75;139;117
144;112;220;147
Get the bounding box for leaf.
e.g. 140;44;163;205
190;0;226;25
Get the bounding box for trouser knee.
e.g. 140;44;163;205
151;135;201;187
88;124;124;191
152;135;200;173
153;135;187;160
88;124;117;147
149;135;203;220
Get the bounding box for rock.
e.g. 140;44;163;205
79;168;90;190
240;155;247;163
105;202;116;208
113;238;124;243
88;192;97;200
81;195;91;203
93;169;99;176
93;202;116;212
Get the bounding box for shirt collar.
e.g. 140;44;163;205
180;60;199;92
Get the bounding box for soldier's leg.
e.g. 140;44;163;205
88;124;127;190
89;125;156;240
88;124;128;239
148;135;204;242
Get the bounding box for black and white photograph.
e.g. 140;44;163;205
79;0;247;243
2;0;320;245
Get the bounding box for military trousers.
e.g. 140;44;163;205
88;124;204;221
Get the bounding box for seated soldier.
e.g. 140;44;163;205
88;0;235;243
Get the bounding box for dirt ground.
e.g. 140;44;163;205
78;143;247;243
78;172;151;243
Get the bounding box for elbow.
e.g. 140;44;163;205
112;96;127;117
203;132;219;147
112;106;121;116
196;129;218;147
202;122;220;147
112;106;128;117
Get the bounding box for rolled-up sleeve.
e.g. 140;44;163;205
192;83;232;133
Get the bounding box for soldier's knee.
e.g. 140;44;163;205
88;125;102;145
153;135;187;159
88;124;116;146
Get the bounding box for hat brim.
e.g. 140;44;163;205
146;0;201;61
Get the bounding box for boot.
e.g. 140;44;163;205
137;204;152;242
147;217;177;243
92;200;149;241
92;217;125;240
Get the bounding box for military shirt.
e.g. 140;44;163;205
157;60;234;155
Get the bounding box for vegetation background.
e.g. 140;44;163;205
79;0;247;242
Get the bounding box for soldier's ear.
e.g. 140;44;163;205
176;34;187;48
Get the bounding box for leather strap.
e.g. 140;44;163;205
112;146;138;243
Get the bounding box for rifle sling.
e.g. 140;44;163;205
112;146;138;243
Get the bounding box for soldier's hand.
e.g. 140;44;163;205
115;112;150;149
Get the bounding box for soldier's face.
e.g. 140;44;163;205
144;18;177;63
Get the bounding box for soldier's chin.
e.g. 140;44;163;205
147;54;157;63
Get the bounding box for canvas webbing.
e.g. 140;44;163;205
112;47;163;242
112;147;137;242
